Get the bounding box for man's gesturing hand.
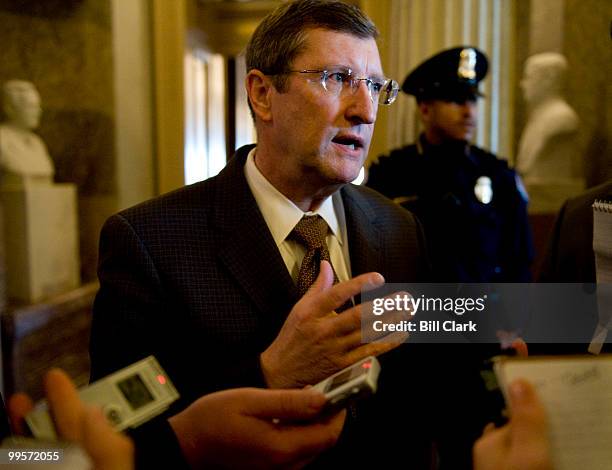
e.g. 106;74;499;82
260;261;399;389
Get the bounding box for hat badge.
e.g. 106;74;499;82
458;48;477;81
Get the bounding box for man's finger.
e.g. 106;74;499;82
343;341;402;365
44;369;85;441
82;406;134;470
7;393;34;435
481;422;497;435
242;388;328;421
309;270;385;316
328;306;361;335
303;261;335;298
330;291;413;337
267;410;345;465
354;291;414;342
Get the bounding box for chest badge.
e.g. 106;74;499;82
474;176;493;204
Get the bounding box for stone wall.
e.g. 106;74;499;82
564;0;612;185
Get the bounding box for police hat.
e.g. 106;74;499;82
402;46;488;102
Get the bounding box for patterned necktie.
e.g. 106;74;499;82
290;215;340;296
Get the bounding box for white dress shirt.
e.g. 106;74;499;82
244;148;352;283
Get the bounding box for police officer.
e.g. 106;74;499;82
367;46;533;282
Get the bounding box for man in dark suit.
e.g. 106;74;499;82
539;180;612;283
90;145;425;395
535;180;612;356
90;1;484;468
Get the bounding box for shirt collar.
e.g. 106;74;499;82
244;148;342;247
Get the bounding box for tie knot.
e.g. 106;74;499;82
291;215;329;250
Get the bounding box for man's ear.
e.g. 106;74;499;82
418;100;432;124
245;70;273;122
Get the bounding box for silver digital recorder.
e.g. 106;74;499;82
26;356;179;441
311;356;380;413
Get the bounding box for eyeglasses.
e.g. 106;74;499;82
273;66;400;105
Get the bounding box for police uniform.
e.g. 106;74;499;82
367;47;533;282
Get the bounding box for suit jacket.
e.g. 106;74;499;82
534;180;612;356
539;180;612;283
90;144;428;394
92;145;478;467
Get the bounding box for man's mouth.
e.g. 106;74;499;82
331;135;364;151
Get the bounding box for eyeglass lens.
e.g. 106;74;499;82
322;70;398;105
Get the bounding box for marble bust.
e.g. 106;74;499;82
0;80;54;186
0;81;79;302
516;53;580;184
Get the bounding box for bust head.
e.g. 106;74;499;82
0;80;54;183
520;53;567;105
2;80;42;130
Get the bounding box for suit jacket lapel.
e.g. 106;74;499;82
341;185;385;277
214;147;299;324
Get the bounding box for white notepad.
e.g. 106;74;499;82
591;200;612;354
593;199;612;283
495;355;612;470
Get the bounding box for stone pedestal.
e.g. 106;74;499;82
0;184;79;303
1;283;97;400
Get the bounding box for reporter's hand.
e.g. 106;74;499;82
473;379;553;470
8;369;134;470
169;387;345;469
261;261;400;388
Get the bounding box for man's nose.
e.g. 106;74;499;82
461;100;477;116
345;80;376;125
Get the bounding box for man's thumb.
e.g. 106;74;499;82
508;379;548;442
305;261;335;296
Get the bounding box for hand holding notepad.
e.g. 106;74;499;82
473;378;553;470
494;355;612;470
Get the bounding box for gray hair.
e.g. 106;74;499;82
246;0;378;93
